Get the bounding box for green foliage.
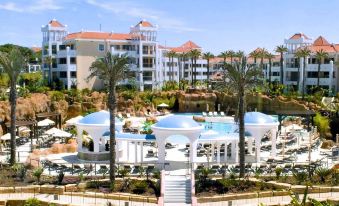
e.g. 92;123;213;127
12;163;26;181
275;167;283;180
132;180;148;194
78;172;84;182
49;91;65;102
120;90;137;100
24;197;41;206
292;170;308;184
142;120;154;134
314;113;330;138
315;167;332;183
253;167;263;179
139;91;154;105
152;94;176;109
57;171;64;185
309;198;333;206
289;185;308;206
19;72;43;88
18;87;30;98
0;73;9;87
118;168;130;179
161;81;179;91
152;169;160;179
33;167;44;183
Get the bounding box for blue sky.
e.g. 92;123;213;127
1;0;339;54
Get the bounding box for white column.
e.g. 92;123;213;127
126;141;130;162
66;46;71;89
190;140;198;164
140;142;144;163
330;60;334;92
299;57;304;93
235;140;239;163
76;128;83;151
115;141;119;162
216;143;221;163
231;141;236;161
157;139;166;165
139;41;144;91
248;137;253;155
271;128;277;157
255;137;261;162
93;137;99;152
134;141;138;163
211;142;215;162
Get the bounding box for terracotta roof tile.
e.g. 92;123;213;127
31;47;41;52
136;20;153;27
64;32;132;40
313;36;330;46
49;19;64;27
289;33;311;40
169;40;201;53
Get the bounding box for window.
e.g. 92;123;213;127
307;72;318;78
59;45;66;50
52;45;57;54
70;57;76;64
59;71;67;78
98;44;105;51
59;58;66;64
272;72;280;76
71;71;76;78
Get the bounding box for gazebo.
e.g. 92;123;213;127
244;112;279;162
75;110;124;161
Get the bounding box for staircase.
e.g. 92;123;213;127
164;175;192;204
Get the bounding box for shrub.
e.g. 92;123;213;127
33;167;44;183
152;169;160;179
132;180;148;194
57;171;65;185
292;170;308;184
314;113;330;138
118;168;130;179
275;167;283;180
315;167;332;183
24;197;41;206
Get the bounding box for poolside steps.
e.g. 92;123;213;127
164;175;192;204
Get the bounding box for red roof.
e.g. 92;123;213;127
289;33;311;40
313;36;330;46
65;32;132;40
170;40;201;53
49;19;64;27
135;20;153;27
31;47;41;53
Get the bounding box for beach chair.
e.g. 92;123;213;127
126;113;131;118
213;111;218;116
220;111;225;116
146;150;155;157
202;112;207;117
208;112;213;116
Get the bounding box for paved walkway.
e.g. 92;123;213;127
198;192;339;206
0;193;157;206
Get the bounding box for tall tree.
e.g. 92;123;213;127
265;52;275;83
258;48;268;72
249;50;260;64
203;52;215;86
275;45;288;84
88;52;129;185
179;52;188;90
221;55;260;177
44;55;53;85
166;51;177;82
219;51;228;65
315;49;329;88
189;49;201;87
0;48;26;165
226;50;236;64
295;47;311;98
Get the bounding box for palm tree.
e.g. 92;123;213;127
266;52;275;83
189;49;201;87
315;49;329;88
88;52;129;185
44;55;53;85
275;45;288;84
0;48;26;165
166;51;177;82
249;50;260;64
227;50;236;64
179;52;188;90
219;51;228;65
222;54;261;177
235;50;245;62
295;47;311;98
258;48;268;72
203;52;215;85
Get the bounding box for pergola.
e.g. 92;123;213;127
36;112;62;128
274;110;316;131
5;119;38;150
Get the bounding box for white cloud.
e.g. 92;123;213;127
0;0;61;13
86;0;201;33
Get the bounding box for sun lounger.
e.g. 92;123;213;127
220;111;225;116
118;113;123;119
213;112;218;116
202;112;207;117
126;113;131;118
208;112;213;116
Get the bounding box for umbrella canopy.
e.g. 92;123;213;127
66;115;83;126
38;118;55;127
0;133;19;141
158;103;169;107
45;127;72;137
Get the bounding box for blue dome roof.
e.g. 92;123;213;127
79;110;122;125
244;112;276;124
154;115;200;129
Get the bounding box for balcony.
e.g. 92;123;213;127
57;64;76;71
57;49;76;57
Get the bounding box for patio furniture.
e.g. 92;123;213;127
208;112;213;116
213;112;218;116
202;112;207;117
220;112;225;116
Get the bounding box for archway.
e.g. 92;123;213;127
164;134;191;175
